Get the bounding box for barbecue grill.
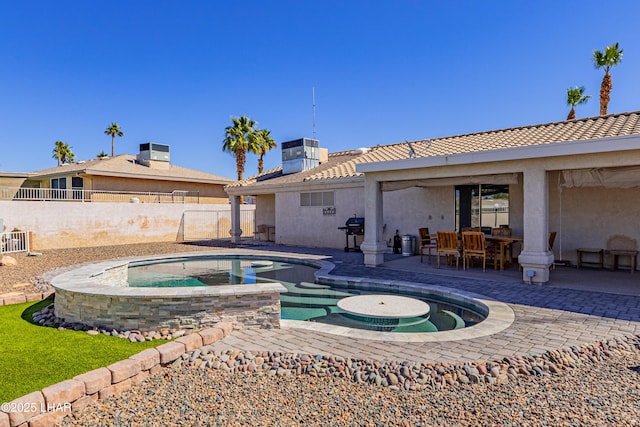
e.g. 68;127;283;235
338;216;364;252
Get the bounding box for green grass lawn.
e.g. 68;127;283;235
0;299;162;403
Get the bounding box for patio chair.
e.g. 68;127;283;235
461;227;480;233
492;227;513;264
548;231;557;270
548;231;557;251
254;224;269;241
436;231;460;270
606;234;638;273
462;231;487;272
418;227;437;263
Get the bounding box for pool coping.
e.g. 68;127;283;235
49;249;515;342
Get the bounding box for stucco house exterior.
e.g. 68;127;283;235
226;111;640;284
0;144;242;250
0;172;31;200
15;143;232;204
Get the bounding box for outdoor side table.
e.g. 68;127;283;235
576;248;604;269
610;250;638;274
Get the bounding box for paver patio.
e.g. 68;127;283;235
207;243;640;363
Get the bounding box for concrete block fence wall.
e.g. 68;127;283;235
0;322;233;427
0;201;256;250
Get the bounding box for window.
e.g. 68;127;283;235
300;191;335;207
71;177;84;200
455;184;509;232
51;177;67;199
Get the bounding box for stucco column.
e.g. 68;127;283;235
361;177;387;266
518;167;554;283
229;195;242;243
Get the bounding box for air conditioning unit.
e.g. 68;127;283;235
281;138;319;175
139;143;170;162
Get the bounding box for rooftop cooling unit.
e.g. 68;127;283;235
281;138;319;175
139;143;170;162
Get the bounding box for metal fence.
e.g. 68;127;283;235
0;230;30;254
0;187;200;204
182;208;255;241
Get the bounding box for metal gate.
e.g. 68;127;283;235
0;230;30;254
182;208;255;241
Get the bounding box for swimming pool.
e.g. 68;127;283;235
50;250;514;341
127;256;485;333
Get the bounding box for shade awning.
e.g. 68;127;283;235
561;166;640;189
380;173;520;192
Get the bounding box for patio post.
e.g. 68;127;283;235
229;195;242;243
361;177;387;266
518;167;554;283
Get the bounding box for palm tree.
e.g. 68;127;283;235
52;141;75;166
222;116;256;181
104;122;124;157
566;86;590;120
593;42;623;115
249;129;277;174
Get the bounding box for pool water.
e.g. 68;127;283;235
128;257;485;333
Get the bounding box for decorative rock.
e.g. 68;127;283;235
0;255;17;266
387;373;399;386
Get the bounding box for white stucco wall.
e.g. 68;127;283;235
273;187;365;249
548;172;640;266
508;183;524;236
261;184;523;252
255;194;276;227
381;186;453;247
267;186;457;251
0;201;242;250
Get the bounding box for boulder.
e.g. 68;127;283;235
0;255;17;266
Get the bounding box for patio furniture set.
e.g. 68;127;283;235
418;227;523;272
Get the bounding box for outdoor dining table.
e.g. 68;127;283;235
485;235;523;271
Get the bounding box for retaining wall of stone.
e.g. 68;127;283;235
0;322;233;427
54;287;281;332
51;259;286;332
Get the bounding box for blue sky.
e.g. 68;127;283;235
1;1;639;179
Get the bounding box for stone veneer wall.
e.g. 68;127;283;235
54;288;281;332
0;323;233;427
52;260;285;332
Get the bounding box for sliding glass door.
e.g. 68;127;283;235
455;184;509;232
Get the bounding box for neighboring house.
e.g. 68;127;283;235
19;143;232;204
225;111;640;284
0;172;30;199
0;144;245;250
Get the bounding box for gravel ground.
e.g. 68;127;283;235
60;348;640;427
4;242;640;426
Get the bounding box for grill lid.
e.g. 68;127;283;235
345;217;364;227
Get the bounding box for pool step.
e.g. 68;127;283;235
280;294;341;307
281;306;329;320
392;318;438;333
280;282;354;298
430;310;466;331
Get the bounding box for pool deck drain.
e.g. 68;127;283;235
204;245;640;364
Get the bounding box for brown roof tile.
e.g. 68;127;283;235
230;111;640;190
30;155;233;184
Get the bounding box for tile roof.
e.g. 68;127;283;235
227;111;640;190
30;155;233;184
